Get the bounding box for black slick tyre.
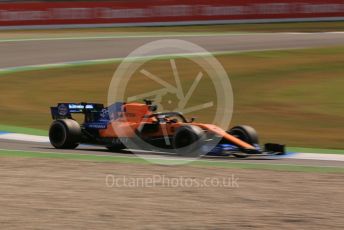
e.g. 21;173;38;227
49;119;81;149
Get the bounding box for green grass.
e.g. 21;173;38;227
0;149;343;173
0;124;47;136
288;147;344;155
1;46;344;149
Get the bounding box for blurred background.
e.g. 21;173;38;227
0;0;344;149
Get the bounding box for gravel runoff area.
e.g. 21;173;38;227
0;156;343;229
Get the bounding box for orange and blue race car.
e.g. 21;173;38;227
49;100;285;158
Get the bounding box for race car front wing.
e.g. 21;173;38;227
206;143;285;157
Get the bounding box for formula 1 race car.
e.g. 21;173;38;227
49;100;285;158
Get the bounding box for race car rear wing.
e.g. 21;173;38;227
50;103;104;120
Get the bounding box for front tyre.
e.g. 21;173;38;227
228;125;259;145
49;119;81;149
228;125;259;158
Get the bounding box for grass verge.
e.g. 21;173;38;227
0;149;343;173
288;147;344;155
0;124;47;136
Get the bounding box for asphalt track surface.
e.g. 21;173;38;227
1;139;343;168
1;31;344;167
1;32;344;68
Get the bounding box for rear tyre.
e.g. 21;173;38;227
173;125;206;157
49;119;81;149
228;125;259;158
